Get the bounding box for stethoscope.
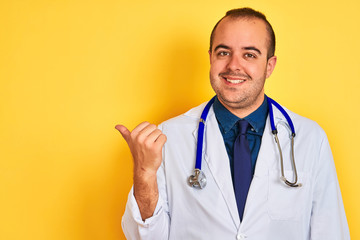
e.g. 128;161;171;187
188;96;302;189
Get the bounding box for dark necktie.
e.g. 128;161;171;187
233;119;252;221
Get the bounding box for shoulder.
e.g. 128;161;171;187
158;102;208;132
280;104;327;139
159;102;207;127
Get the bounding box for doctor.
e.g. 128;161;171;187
116;8;350;239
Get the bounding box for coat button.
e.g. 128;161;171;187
236;233;247;239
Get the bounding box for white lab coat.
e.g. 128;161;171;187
122;100;350;240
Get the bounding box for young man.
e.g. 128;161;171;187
117;8;349;239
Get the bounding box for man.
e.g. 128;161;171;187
116;8;349;239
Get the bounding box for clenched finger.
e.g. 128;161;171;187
146;128;164;143
154;134;167;149
131;121;151;137
138;124;157;140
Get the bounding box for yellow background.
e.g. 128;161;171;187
1;0;359;239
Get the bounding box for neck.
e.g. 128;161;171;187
218;94;265;119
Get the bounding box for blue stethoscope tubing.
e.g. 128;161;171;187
188;96;302;189
195;96;216;170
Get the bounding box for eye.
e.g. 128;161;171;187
217;51;230;57
244;53;256;58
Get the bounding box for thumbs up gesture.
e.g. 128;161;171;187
116;122;167;176
116;122;167;220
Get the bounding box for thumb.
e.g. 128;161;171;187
115;124;131;143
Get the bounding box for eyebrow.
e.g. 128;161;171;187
213;44;262;56
243;46;262;55
214;44;261;55
213;44;231;52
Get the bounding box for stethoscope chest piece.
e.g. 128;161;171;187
188;169;207;189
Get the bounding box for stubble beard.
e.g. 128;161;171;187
210;70;267;112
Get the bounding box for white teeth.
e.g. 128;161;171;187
226;78;245;84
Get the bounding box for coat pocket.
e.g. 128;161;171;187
267;170;308;220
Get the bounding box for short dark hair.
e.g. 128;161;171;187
209;7;276;59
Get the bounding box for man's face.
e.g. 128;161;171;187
209;17;277;117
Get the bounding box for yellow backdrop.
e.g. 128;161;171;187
1;0;359;239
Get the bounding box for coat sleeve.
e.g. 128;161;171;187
310;134;350;239
121;124;170;240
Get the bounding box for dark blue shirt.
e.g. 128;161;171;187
213;96;268;179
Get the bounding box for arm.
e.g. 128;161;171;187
116;122;170;239
310;135;350;239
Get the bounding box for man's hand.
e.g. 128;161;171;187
115;122;167;220
116;122;167;176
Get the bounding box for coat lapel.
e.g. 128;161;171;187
255;104;289;173
192;107;240;228
243;105;289;220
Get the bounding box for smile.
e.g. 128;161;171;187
226;78;245;84
221;76;246;84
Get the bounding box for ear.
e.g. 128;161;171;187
208;50;212;64
265;56;277;78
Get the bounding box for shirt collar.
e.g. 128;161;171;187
245;96;268;133
213;95;268;134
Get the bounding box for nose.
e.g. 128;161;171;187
227;53;243;71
